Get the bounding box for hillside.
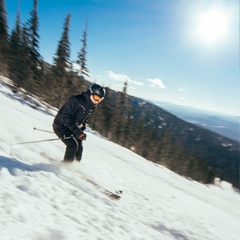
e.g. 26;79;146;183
116;95;239;188
1;76;239;189
0;75;240;240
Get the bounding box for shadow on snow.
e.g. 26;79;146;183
0;155;58;176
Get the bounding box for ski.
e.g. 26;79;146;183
41;153;122;200
86;178;122;200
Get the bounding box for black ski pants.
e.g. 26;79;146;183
53;125;83;162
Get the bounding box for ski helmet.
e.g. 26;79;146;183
89;84;106;99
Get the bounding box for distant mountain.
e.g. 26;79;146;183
153;102;240;142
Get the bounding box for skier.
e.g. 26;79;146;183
53;84;106;162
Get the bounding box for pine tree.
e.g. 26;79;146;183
26;0;42;93
120;80;132;147
0;0;9;76
76;19;89;77
94;87;114;137
9;7;24;86
109;81;130;145
156;129;172;166
20;24;32;88
134;111;147;156
9;22;31;90
52;14;72;108
102;87;115;137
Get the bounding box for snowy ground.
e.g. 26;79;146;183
0;81;239;240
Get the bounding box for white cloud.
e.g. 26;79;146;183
106;70;144;86
147;78;166;89
106;70;128;82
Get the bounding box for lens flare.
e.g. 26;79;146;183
197;9;228;43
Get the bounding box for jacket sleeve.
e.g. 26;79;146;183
59;97;84;137
81;117;89;130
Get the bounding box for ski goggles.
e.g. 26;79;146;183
92;94;103;102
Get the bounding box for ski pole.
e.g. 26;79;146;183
14;136;72;145
33;127;54;133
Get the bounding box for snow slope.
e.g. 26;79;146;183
0;82;239;240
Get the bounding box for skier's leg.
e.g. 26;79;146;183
53;126;78;162
63;138;78;162
75;139;83;161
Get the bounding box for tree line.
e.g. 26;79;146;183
0;0;88;108
0;0;239;189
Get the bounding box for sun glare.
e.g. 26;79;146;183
197;9;228;43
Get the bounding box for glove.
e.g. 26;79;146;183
78;132;87;141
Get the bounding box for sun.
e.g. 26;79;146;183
197;9;228;43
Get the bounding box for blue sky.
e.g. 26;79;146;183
4;0;239;116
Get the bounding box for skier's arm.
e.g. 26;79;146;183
80;117;89;130
60;98;84;137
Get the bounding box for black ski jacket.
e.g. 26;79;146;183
53;90;96;137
